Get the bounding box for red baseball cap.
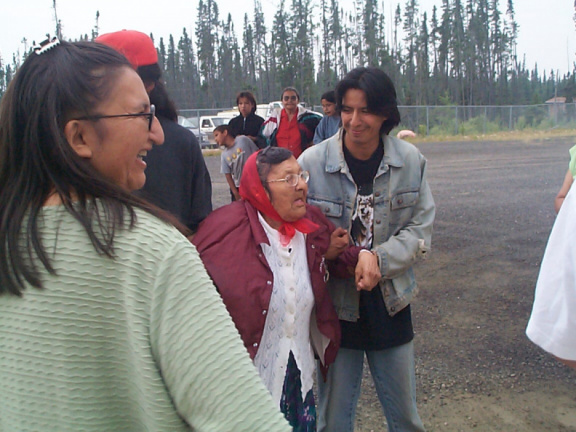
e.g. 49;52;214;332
96;29;158;68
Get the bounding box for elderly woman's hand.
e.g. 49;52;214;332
355;250;381;291
325;227;349;260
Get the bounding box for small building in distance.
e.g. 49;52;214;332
546;96;567;117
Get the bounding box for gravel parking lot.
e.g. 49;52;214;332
203;135;576;431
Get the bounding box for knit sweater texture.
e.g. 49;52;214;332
0;204;290;432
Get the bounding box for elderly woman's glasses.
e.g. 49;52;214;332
267;171;310;187
283;95;298;101
75;105;156;131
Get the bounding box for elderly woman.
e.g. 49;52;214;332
260;87;322;158
0;39;290;432
193;147;380;431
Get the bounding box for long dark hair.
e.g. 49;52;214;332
137;63;178;121
0;40;185;296
335;67;401;135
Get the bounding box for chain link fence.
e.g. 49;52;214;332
396;103;576;136
178;103;576;143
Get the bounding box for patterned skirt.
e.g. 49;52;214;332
279;351;316;431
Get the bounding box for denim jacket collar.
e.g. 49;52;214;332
325;132;406;176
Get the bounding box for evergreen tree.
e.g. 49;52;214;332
402;0;419;104
218;14;242;106
177;28;199;108
415;12;430;105
270;0;294;95
242;14;257;89
291;0;316;103
253;0;269;101
196;0;220;107
363;0;383;67
1;0;574;113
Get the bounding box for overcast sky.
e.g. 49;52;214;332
1;0;574;78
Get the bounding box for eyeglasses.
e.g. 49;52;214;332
267;171;310;187
283;95;298;102
75;105;156;131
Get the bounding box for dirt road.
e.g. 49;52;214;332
204;135;576;431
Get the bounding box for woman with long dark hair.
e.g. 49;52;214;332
96;29;213;232
0;38;290;432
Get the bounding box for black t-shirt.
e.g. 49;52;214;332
340;140;413;351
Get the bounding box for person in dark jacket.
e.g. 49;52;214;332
97;30;212;232
228;91;265;144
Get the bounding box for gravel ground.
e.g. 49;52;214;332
203;135;576;431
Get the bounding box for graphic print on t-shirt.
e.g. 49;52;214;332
351;183;374;248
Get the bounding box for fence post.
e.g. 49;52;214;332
509;106;513;130
455;106;458;135
426;106;429;136
555;101;559;126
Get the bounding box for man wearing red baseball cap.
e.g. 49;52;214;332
97;30;212;232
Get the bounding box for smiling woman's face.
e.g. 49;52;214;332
72;67;164;191
265;156;308;223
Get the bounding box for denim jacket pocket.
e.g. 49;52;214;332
308;197;343;219
389;189;419;227
382;268;417;316
391;189;419;210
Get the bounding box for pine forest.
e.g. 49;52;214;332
1;0;575;112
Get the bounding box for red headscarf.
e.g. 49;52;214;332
239;151;319;245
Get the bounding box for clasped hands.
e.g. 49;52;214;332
326;227;382;292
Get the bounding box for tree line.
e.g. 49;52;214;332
1;0;575;110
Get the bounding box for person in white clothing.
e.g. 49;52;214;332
527;185;576;370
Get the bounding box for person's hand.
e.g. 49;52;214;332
325;227;349;260
233;190;241;201
355;251;381;291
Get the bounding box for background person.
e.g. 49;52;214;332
228;90;265;144
313;90;341;144
298;66;435;432
527;185;576;371
97;29;212;232
259;87;321;158
193;147;379;430
214;124;258;201
0;38;290;432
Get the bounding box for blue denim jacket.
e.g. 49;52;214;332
298;131;435;320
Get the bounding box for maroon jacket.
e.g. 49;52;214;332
193;200;356;372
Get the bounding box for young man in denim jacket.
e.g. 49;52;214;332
298;67;435;432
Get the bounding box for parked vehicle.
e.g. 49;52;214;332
200;115;233;148
177;116;209;148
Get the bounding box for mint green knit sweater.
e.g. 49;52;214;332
0;205;290;432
